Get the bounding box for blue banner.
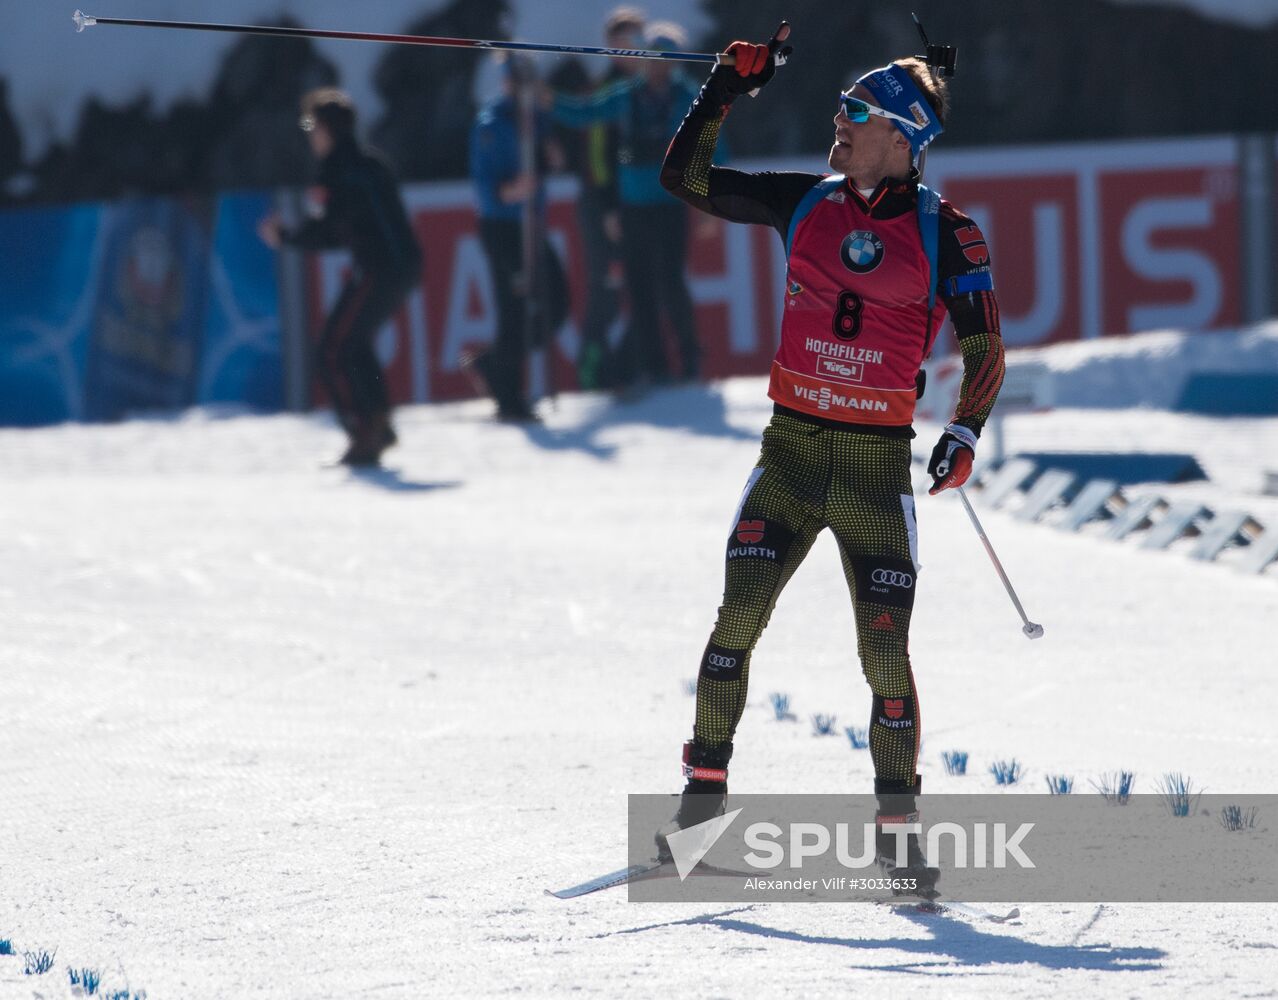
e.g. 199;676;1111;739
198;191;283;410
0;203;101;426
0;192;285;427
81;198;213;421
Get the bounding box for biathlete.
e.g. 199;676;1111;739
655;24;1006;894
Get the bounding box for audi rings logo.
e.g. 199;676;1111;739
707;653;738;670
871;569;913;588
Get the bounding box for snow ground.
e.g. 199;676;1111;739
2;379;1277;998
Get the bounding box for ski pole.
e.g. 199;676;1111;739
73;10;738;64
956;487;1045;640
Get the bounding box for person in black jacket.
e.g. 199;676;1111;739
259;89;422;466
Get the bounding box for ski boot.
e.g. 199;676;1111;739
340;411;393;467
655;739;732;862
875;777;940;899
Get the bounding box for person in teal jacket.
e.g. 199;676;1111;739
552;22;708;389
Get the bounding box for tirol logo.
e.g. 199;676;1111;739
883;698;905;719
840;231;884;274
817;357;865;384
736;520;765;544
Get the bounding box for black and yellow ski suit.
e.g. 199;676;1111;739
660;70;1006;797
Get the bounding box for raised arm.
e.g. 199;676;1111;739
659;26;817;237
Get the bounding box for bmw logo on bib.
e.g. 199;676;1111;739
840;230;884;274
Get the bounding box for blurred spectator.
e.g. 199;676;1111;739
258;89;422;466
552;22;705;391
0;80;22;195
563;6;646;390
466;57;570;423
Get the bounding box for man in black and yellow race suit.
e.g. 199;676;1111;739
655;25;1005;894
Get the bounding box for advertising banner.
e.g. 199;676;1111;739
925;136;1241;347
82;197;214;421
0;133;1258;423
300;178;782;408
199;191;284;410
0;193;281;426
300;136;1247;407
0;203;102;425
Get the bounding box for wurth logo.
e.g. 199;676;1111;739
955;224;990;265
793;385;888;414
728;545;778;560
877;698;912;729
726;515;790;565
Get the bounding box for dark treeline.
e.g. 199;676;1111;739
699;0;1278;156
0;0;509;206
0;0;1272;207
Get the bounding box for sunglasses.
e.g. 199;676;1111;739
838;92;922;133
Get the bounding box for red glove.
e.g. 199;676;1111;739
927;423;978;495
714;22;792;97
727;41;771;78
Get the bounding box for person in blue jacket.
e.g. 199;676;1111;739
468;58;568;422
552;22;707;390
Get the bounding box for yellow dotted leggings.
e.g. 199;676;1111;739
694;412;923;787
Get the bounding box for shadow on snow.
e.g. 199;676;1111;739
597;906;1166;974
514;382;761;459
345;467;463;493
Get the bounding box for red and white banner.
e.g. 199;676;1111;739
925;136;1241;348
302;135;1246;405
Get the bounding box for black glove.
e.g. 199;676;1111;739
711;22;792;98
927;423;978;495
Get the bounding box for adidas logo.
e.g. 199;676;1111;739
871;612;894;631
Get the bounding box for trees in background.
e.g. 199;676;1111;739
3;0;1276;206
